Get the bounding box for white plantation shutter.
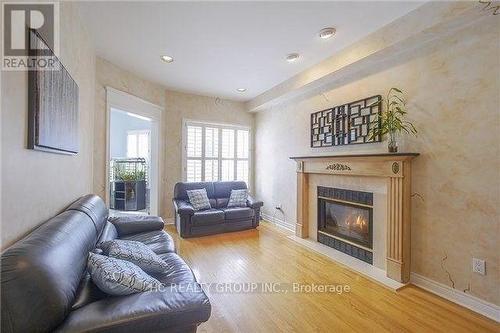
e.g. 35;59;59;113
221;129;234;158
184;122;250;186
186;126;202;182
221;160;234;181
204;159;218;181
205;127;218;158
186;160;202;182
186;126;202;158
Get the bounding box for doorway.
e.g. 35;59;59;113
106;87;162;216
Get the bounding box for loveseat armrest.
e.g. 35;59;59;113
55;286;211;333
247;195;263;209
174;200;195;216
108;215;164;237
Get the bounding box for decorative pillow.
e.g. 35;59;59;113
227;189;248;208
87;253;162;296
186;188;211;211
99;240;169;273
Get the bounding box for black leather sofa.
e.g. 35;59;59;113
1;194;211;333
173;181;263;238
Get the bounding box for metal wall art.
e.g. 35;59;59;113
310;95;381;148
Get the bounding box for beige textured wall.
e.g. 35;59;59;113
1;3;96;247
254;18;500;304
93;60;254;219
163;90;255;218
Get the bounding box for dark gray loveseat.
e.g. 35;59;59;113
173;181;263;238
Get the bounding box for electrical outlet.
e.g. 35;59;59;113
472;258;486;275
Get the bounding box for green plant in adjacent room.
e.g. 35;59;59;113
113;166;146;181
369;87;417;152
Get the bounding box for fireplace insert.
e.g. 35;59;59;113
317;186;373;263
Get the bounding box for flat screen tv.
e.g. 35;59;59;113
28;29;79;155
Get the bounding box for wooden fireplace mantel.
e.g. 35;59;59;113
289;153;419;283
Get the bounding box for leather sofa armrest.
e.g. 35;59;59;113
108;216;164;237
55;287;211;333
174;200;195;216
247;195;263;209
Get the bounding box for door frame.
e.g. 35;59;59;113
105;87;163;215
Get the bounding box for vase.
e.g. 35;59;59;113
388;132;398;153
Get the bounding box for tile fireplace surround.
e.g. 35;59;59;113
290;153;419;284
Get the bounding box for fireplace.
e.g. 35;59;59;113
317;186;373;264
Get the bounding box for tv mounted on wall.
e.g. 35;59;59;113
28;29;79;155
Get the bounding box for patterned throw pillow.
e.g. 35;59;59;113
186;188;211;211
227;189;248;208
99;240;169;273
87;253;162;296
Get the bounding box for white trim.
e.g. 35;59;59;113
262;212;295;232
105;87;163;216
288;235;406;290
411;273;500;322
181;118;252;190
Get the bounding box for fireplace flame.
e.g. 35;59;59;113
346;214;368;233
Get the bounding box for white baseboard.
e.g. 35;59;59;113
411;273;500;322
261;212;295;232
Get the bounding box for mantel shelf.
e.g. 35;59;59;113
289;153;419;160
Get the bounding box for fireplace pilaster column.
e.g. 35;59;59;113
386;162;412;283
296;161;309;238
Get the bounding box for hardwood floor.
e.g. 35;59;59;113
165;222;499;333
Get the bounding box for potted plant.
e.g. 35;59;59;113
369;87;417;153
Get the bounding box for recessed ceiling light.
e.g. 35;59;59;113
286;53;300;62
236;88;247;92
160;55;174;63
319;27;336;39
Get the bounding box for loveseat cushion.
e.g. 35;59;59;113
71;273;107;311
213;181;247;198
215;198;229;208
55;286;211;333
67;194;108;239
108;215;165;236
97;221;118;246
120;230;175;254
223;207;255;220
191;209;225;226
156;253;198;285
174;182;215;201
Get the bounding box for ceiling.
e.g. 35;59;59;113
77;1;424;101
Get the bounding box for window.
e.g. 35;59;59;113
184;121;250;185
127;130;150;160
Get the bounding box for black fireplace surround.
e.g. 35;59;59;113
317;186;373;264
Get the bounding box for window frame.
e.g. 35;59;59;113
182;119;252;189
